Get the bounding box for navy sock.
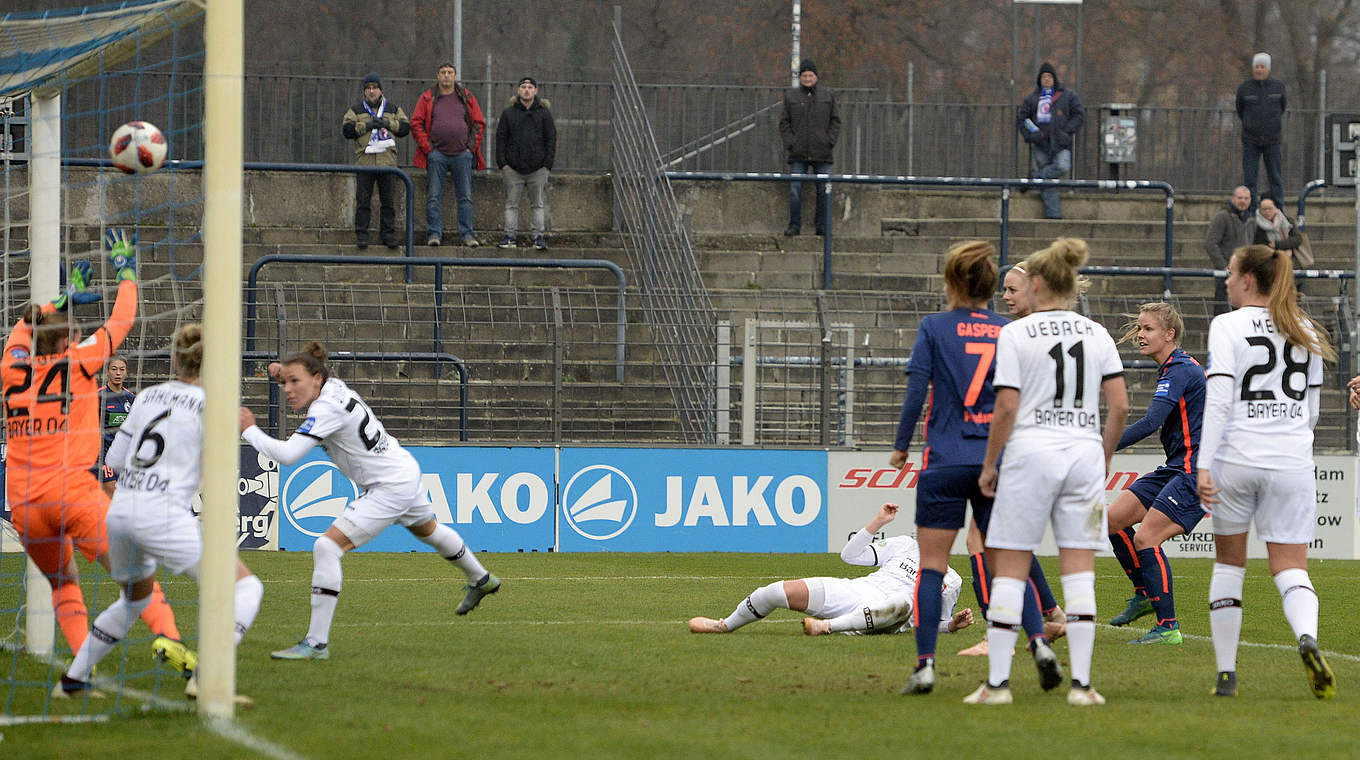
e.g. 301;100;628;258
913;568;946;663
1137;546;1177;627
1021;578;1046;648
1109;528;1146;597
969;553;989;619
1027;555;1059;614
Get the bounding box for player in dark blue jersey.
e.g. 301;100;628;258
894;242;1062;696
1105;303;1206;644
94;354;136;497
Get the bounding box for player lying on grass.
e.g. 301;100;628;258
240;341;499;660
54;325;261;704
1105;302;1206;645
688;502;974;636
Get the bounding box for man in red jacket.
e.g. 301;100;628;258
411;62;486;247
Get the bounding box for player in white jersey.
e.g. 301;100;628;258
239;341;498;660
687;503;974;636
54;325;263;703
1196;244;1337;699
969;238;1128;707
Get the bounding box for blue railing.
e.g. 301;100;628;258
1296;178;1328;228
62;158;419;279
245;253;629;382
666;171;1177;292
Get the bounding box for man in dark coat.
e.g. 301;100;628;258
495;77;556;250
1236;52;1286;208
778;58;840;236
1017;62;1085;220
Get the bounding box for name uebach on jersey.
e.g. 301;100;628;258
1022;317;1097;339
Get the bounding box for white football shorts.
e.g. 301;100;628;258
332;480;435;548
986;441;1107;551
803;577;910;633
1209;461;1316;544
106;503;202;582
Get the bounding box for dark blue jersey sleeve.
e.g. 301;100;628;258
1117;394;1176;450
894;368;931;451
894;323;935;451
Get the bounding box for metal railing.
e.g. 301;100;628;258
610;20;719;444
245;253;628;382
666;170;1177;290
63;158;418;275
38;68;1351;193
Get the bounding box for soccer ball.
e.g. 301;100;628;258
108;121;167;174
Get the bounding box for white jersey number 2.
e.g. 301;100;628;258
344;396;382;451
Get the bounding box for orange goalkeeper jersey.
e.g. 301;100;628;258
3;280;137;488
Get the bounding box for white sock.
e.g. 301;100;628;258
1209;563;1246;673
826;606;873;633
419;523;488;581
986;576;1025;687
307;536;345;647
68;592;151;682
234;575;264;645
1273;568;1318;642
723;581;788;631
1060;571;1097;687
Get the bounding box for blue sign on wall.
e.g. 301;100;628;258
278;446;555;552
557;448;827;552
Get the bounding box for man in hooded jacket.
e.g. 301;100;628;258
1017;62;1085;220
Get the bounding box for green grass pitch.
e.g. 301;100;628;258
3;552;1358;759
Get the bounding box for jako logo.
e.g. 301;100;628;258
561;464;638;541
281;460;359;537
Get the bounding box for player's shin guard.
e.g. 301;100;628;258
234;575;264;645
1109;528;1144;595
68;592;151;682
1027;556;1058;615
139;581;180;640
307;536;345;646
1209;563;1246;674
1020;579;1046;647
52;581;90;653
1061;571;1097;687
723;581;788;632
1137;547;1177;627
986;577;1025;687
1272;568;1318;642
969;553;989;618
913;568;946;663
421;523;488;581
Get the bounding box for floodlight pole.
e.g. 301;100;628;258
200;0;245;720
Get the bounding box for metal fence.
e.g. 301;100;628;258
21;71;1335;194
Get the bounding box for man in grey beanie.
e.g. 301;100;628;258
1235;52;1286;208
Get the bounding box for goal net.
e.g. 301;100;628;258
1;0;220;724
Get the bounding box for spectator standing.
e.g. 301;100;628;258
1236;52;1286;208
411;63;486;247
1203;186;1254;315
778;58;839;237
495;77;556;251
1017;62;1085;220
1251;197;1302;254
341;73;409;250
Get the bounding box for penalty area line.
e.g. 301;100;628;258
1098;623;1360;663
206;717;310;760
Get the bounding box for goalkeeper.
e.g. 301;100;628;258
1;230;180;656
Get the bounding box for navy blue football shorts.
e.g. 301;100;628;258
915;465;994;532
1128;466;1206;535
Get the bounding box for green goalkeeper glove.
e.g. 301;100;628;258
104;228;137;282
52;259;102;311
